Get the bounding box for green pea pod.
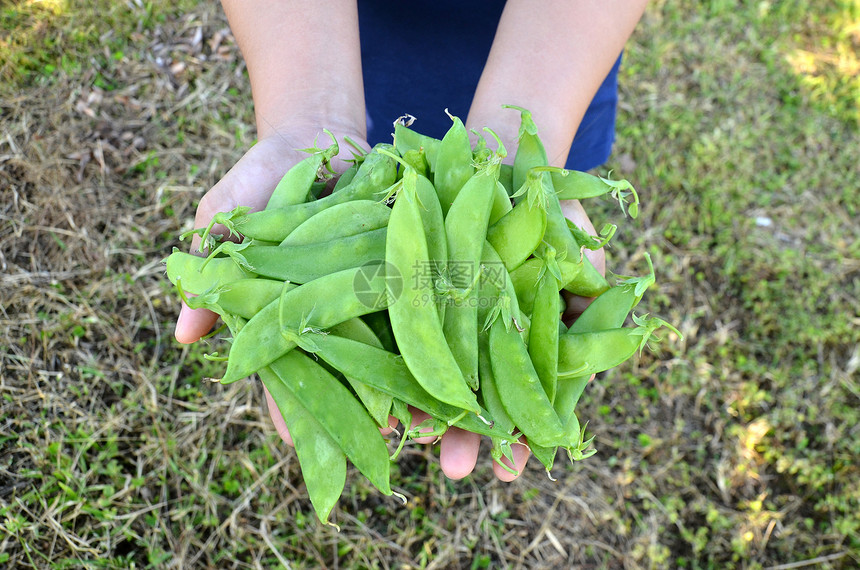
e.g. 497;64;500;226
181;278;292;320
165;250;256;294
240;228;387;284
280;201;391;246
478;332;526;476
550;169;639;218
505;106;547;194
434;115;474;214
568;254;656;333
386;168;480;413
488;318;566;448
509;257;584;316
308;333;507;440
477;240;524;334
477;330;516;436
266;135;338;209
550;169;623;200
441;165;499;390
219;266;391;384
412;171;448;320
528;270;561;404
486;196;547;272
394;121;440;173
488;180;513;226
557;320;665;379
329;318;394;428
553;374;588;451
258;365;346;524
498;164;515;197
529;443;558;472
268;350;392;496
235;145;398;242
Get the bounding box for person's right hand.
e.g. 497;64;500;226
174;129;366;345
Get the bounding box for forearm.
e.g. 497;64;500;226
221;0;366;141
466;0;648;165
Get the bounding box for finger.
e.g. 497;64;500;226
408;407;438;444
492;436;531;482
175;301;220;344
439;427;481;480
263;385;294;447
379;415;398;437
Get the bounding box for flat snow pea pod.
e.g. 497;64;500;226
548;169;625;200
557;327;647;378
268;350;392;496
219;266;391;384
568;255;655;333
328;318;393;428
386;172;480;413
505;105;549;194
165;250;256;294
528;270;561;404
257;365;346;524
509;257;584;316
498;164;514;197
307;334;507;439
240;228;387;283
234;145;398;242
488;318;567;448
205;278;293;320
488;180;513;226
265;136;338;209
442;165;500;389
486;196;547;272
434;115;474;214
551;169;640;218
529;443;557;472
280;200;391;247
477;331;516;436
478;335;524;476
477;241;523;329
411;171;447;304
394;121;440;173
553;374;588;448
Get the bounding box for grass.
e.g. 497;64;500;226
1;0;858;568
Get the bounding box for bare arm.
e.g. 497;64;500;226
221;0;366;141
466;0;648;165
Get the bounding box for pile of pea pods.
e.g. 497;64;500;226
164;106;680;524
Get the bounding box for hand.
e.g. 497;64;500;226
174;130;364;344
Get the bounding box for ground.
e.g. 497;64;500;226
1;0;858;568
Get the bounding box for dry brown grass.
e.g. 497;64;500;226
2;0;858;569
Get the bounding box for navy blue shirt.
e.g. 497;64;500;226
357;0;621;171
